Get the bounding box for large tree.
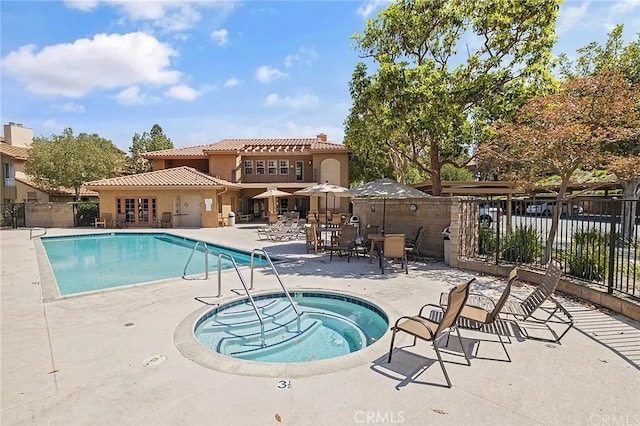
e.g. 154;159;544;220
25;128;125;200
127;124;174;174
345;0;559;194
559;24;640;241
479;71;639;261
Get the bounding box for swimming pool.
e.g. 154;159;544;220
194;291;388;363
41;232;268;296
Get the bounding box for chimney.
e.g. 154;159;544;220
316;133;327;142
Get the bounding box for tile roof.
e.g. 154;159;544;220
143;137;348;158
84;166;240;189
15;176;99;196
0;143;29;160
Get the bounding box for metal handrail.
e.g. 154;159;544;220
250;249;301;333
217;253;265;347
182;240;209;279
29;227;47;239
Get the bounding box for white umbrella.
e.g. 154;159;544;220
253;188;292;214
294;182;351;214
347;178;430;232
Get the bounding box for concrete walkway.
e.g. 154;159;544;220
1;225;638;426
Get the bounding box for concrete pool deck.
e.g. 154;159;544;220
1;225;639;425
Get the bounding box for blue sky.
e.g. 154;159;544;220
1;1;639;152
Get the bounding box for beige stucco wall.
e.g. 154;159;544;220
3;123;33;148
209;154;238;182
16;182;50;203
94;188;238;228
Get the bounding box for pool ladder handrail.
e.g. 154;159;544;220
182;240;209;279
249;248;301;333
217;252;265;347
29;227;47;239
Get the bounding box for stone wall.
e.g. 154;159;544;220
25;203;74;228
351;197;459;259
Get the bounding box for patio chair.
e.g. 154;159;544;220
387;278;474;388
115;213;127;228
440;268;518;362
405;226;424;260
305;225;325;254
327;225;357;261
94;213;111;228
160;212;172;228
382;234;408;274
500;262;573;343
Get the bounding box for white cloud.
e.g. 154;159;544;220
54;102;85;113
357;0;391;18
264;93;319;109
64;0;99;11
116;86;154;105
1;32;181;98
255;65;287;83
557;2;589;34
64;1;238;33
164;84;205;101
224;77;241;88
283;47;318;68
605;0;640;31
211;28;229;46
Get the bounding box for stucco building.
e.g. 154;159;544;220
86;134;350;228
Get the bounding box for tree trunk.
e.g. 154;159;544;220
429;141;442;196
620;178;640;243
543;180;569;264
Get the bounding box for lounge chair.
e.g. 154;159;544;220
499;262;574;343
387;278;475;388
440;268;518;362
305;225;325;254
382;234;408;274
95;213;112;228
160;212;172;228
327;225;357;261
115;213;127;228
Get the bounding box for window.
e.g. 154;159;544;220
244;160;253;175
268;160;277;175
256;160;265;175
4;163;15;187
295;161;303;181
27;192;38;202
280;160;289;175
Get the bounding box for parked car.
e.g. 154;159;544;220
479;203;503;226
526;201;584;216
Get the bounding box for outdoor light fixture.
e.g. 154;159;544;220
370;205;376;212
409;203;418;212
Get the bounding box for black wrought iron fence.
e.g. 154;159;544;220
459;197;639;299
1;202;26;228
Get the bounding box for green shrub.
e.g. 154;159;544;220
75;201;99;227
566;249;607;280
567;228;609;280
478;225;496;256
501;226;542;263
574;228;609;246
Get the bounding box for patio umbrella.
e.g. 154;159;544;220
293;182;351;214
347;178;430;233
253;188;292;214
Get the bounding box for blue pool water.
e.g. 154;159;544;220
41;233;268;296
194;291;388;363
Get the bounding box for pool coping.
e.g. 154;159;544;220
34;230;293;303
173;288;403;378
